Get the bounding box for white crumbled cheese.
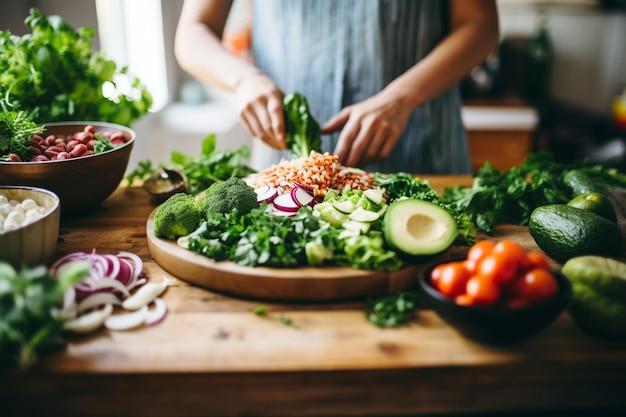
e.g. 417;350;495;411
0;191;55;234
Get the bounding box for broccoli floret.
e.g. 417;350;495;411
196;177;259;217
153;193;202;240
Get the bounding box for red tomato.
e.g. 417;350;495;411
476;252;518;286
436;261;471;298
526;251;551;271
467;240;496;265
466;275;501;305
511;268;559;304
430;264;445;287
455;293;476;306
493;240;531;272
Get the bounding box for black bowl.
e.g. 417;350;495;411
419;258;572;345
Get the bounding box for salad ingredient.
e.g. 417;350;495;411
443;153;626;235
0;8;152;126
153;193;202;240
0;260;90;369
0;111;45;161
122;276;175;310
566;192;617;223
374;172;475;246
431;239;559;307
104;305;149;331
0;191;55;233
382;198;457;258
144;298;168;326
247;151;376;198
272;192;302;212
196;176;259;217
63;304;113;334
283;92;321;159
255;185;279;204
529;204;623;264
366;290;421;327
562;256;626;340
127;134;256;196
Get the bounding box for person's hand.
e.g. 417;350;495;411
322;92;413;168
235;72;287;150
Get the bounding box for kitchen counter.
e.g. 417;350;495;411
2;177;626;417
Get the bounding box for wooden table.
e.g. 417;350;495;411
2;176;626;417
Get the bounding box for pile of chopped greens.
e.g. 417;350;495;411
0;8;152;126
443;152;626;234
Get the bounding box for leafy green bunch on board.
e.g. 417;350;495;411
283;92;321;158
0;8;152;126
0;261;90;369
0;111;45;161
443;152;626;235
126;134;256;195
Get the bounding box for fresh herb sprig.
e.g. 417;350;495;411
0;111;45;161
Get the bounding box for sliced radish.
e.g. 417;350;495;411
257;186;279;204
144;298;168;326
254;184;271;195
272;192;300;212
293;181;314;194
291;186;315;207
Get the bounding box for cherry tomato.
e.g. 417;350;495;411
511;268;559;304
493;240;531;273
526;251;551;271
476;252;518;286
455;293;476;306
436;261;471;298
466;275;501;305
467;240;496;266
430;264;446;287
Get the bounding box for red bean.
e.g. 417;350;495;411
31;155;49;162
70;143;88;158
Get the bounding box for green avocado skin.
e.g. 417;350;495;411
568;282;626;340
529;204;623;264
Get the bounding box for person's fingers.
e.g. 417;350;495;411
266;95;286;149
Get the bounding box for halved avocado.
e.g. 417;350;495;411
382;198;457;258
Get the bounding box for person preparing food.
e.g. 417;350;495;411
174;0;499;174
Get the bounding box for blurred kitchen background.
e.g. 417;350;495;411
1;0;625;173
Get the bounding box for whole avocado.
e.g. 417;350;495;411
529;204;623;264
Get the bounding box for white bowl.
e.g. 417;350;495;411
0;186;61;268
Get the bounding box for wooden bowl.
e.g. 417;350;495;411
0;186;60;268
0;121;135;217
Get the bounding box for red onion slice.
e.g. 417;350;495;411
144;298;168;326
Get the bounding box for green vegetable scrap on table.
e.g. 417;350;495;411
283;92;322;159
0;8;152;126
0;261;90;369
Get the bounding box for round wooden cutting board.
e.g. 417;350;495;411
146;209;448;302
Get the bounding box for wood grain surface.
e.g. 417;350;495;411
2;177;626;417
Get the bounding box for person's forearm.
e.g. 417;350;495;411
384;0;499;110
174;0;261;91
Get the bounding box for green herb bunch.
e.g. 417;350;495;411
0;110;45;161
0;8;152;126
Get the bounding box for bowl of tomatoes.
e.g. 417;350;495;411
419;239;572;344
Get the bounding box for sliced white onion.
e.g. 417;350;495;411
77;292;123;313
104;305;149;331
122;276;175;310
144;298;168;326
64;304;114;334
